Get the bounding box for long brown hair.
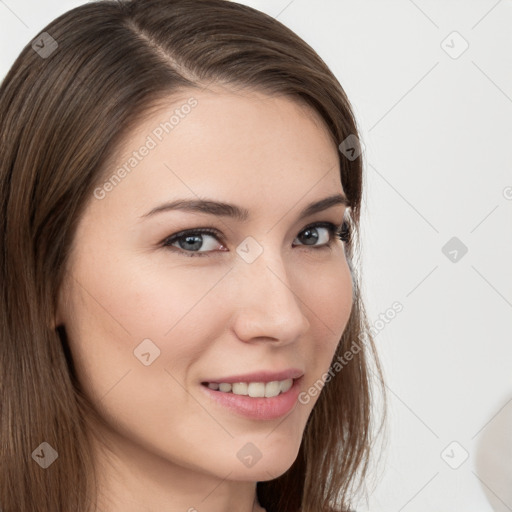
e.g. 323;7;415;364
0;1;386;510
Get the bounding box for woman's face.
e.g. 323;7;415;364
57;86;353;488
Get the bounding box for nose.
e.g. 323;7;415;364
230;247;311;345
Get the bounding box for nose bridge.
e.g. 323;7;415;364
231;239;310;342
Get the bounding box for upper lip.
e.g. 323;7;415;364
202;368;304;384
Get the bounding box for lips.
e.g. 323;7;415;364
200;373;303;420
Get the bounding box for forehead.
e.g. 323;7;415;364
91;87;343;221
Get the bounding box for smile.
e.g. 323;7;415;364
203;379;293;398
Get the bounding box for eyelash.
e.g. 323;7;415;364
161;221;351;258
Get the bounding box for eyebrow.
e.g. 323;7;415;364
140;193;349;222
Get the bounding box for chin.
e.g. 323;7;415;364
221;435;302;482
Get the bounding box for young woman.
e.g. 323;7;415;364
0;1;385;511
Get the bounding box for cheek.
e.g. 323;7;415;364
70;244;227;340
63;249;232;392
61;254;233;454
302;256;353;385
308;255;353;339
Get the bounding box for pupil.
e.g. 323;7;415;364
181;234;202;251
301;228;318;245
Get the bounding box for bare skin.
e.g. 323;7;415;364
55;85;353;512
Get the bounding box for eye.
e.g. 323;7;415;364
161;221;350;258
162;228;224;257
294;222;349;247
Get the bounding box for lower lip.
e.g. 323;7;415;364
200;377;303;421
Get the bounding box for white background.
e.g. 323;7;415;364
1;1;511;511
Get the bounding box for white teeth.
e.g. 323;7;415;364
280;378;293;393
232;382;248;395
207;378;294;397
264;381;281;398
248;382;265;397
